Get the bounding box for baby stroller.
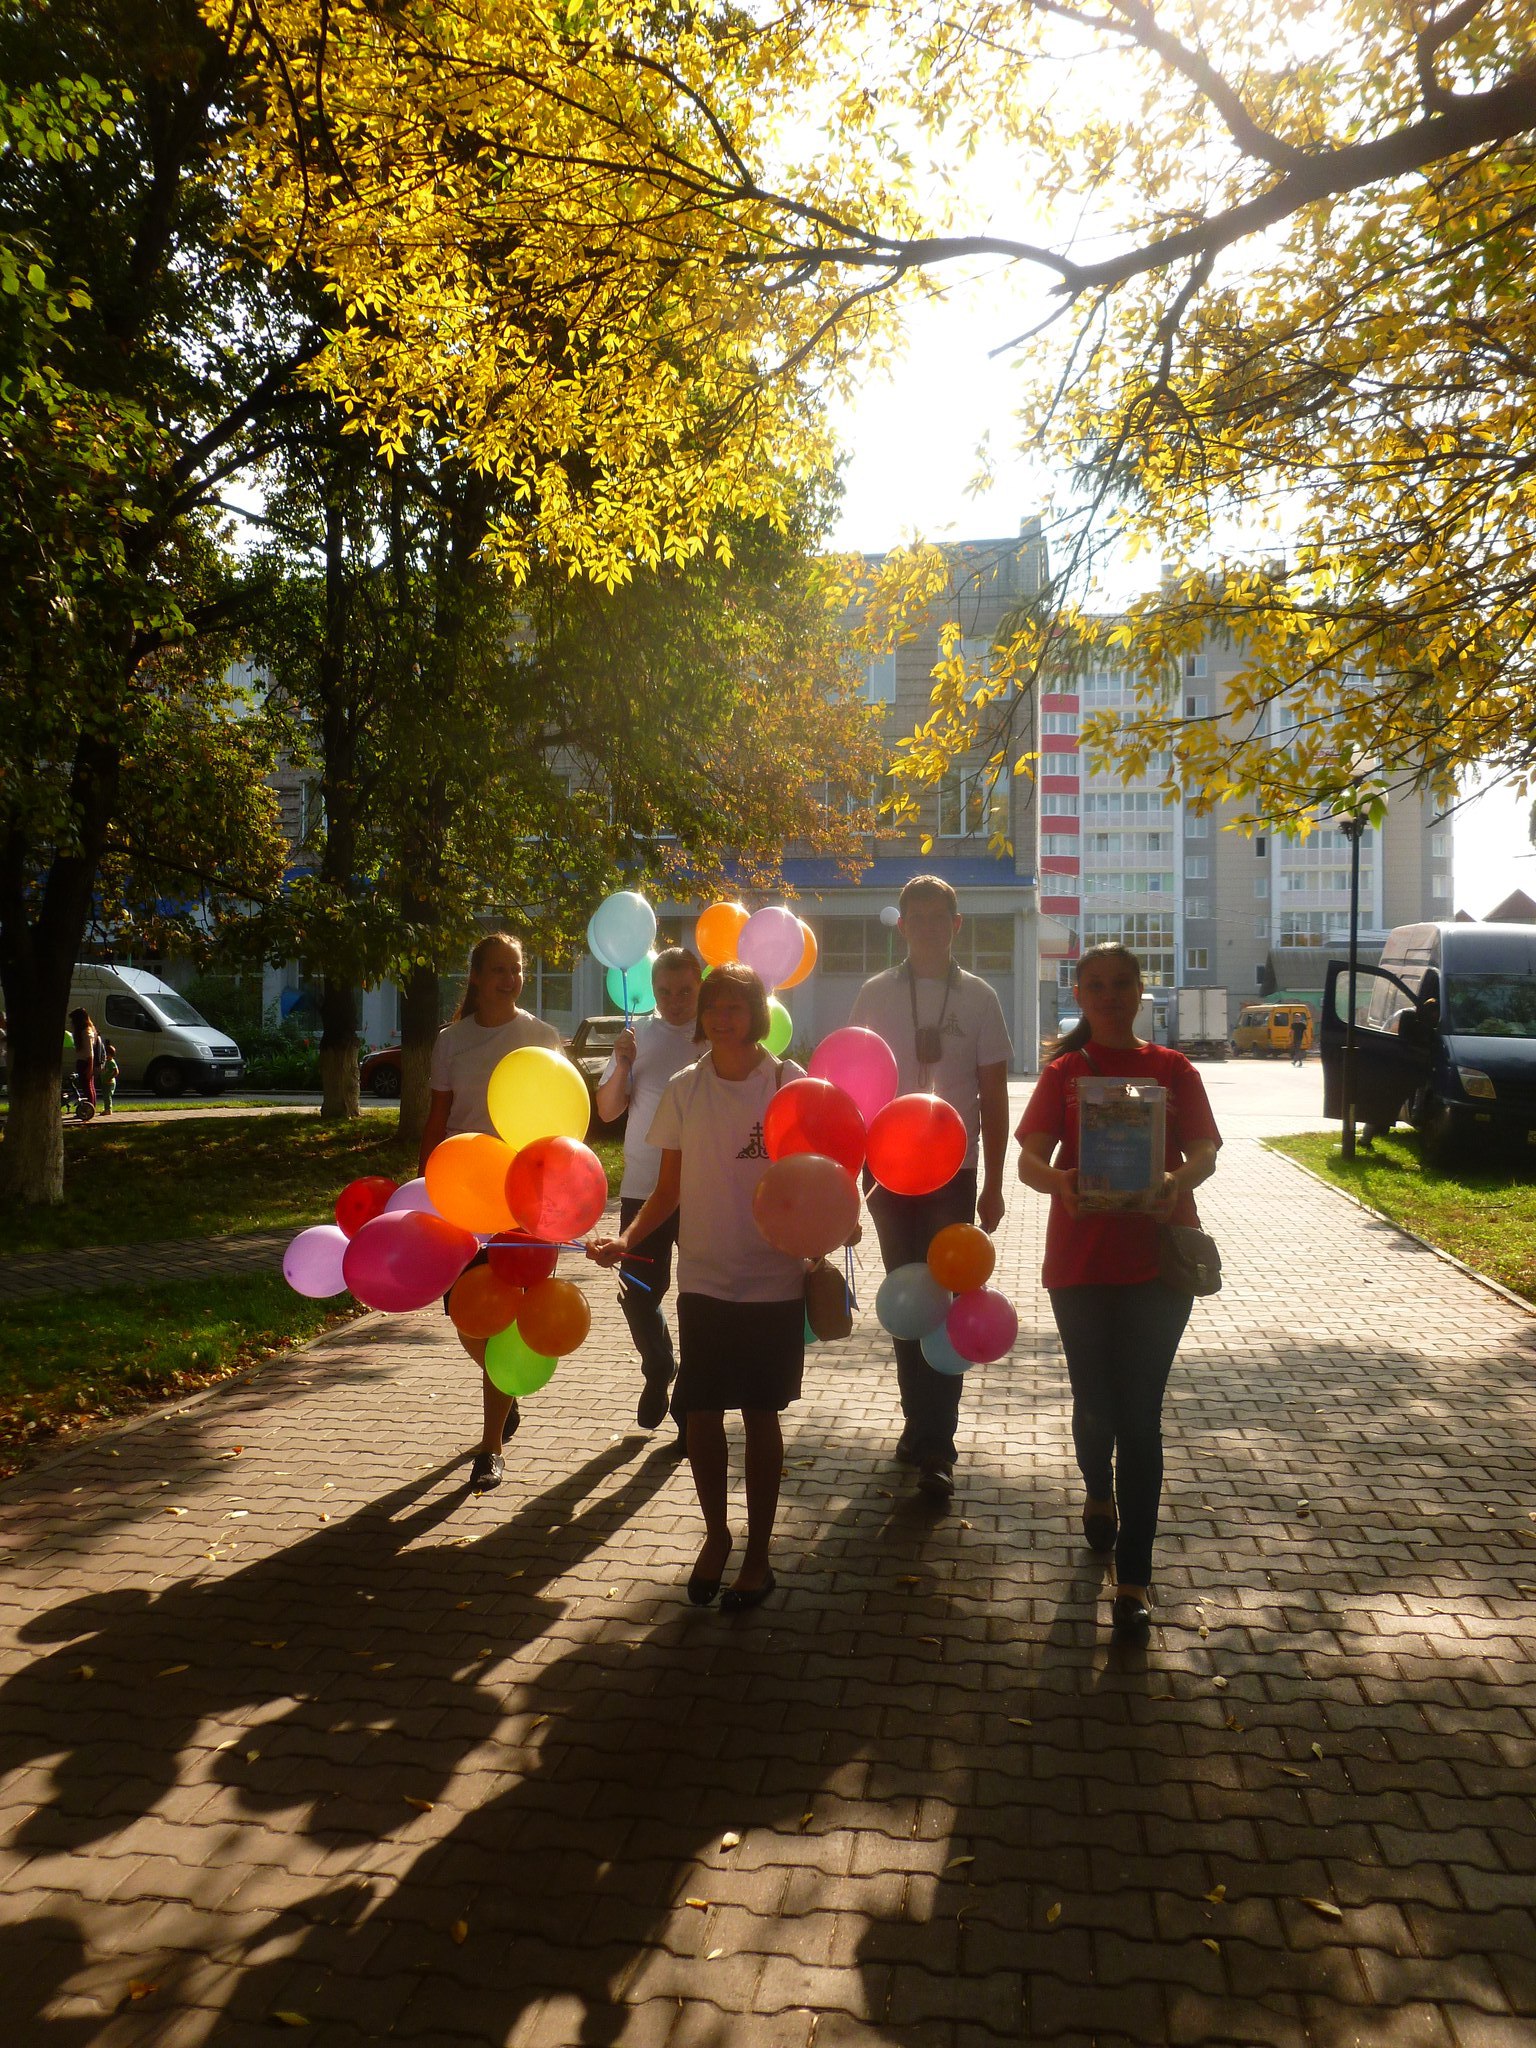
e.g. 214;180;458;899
62;1071;96;1122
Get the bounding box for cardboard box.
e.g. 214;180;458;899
1076;1077;1166;1212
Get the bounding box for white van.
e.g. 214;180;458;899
69;965;244;1096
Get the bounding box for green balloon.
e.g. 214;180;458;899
803;1309;819;1346
607;951;655;1014
485;1324;558;1397
759;997;793;1057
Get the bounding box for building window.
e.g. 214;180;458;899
1430;833;1451;858
1184;896;1210;920
1255;965;1267;986
1082;912;1175;986
1254;835;1267;857
938;766;1010;839
1042;712;1079;735
1184;813;1207;839
1041;792;1079;815
1040;833;1078;856
1255;877;1269;899
1183;652;1208;678
529;959;575;1019
863;652;896;704
1185;947;1209;972
1431;874;1452;899
1184;855;1208;879
1184;694;1210;718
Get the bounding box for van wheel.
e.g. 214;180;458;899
146;1059;186;1097
1419;1100;1461;1170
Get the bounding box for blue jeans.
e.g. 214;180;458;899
618;1197;682;1424
865;1169;978;1466
1049;1282;1192;1587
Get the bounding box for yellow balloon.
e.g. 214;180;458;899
487;1046;591;1154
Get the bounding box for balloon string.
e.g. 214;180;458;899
844;1243;858;1311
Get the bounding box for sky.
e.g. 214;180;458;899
826;282;1536;922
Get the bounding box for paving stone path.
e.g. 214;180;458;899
0;1234;295;1304
2;1136;1534;2047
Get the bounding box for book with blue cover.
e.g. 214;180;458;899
1076;1077;1166;1212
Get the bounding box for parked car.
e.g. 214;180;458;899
1230;1001;1314;1057
1322;921;1536;1162
360;1045;402;1098
67;963;244;1095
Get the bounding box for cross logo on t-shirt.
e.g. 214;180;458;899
736;1122;769;1160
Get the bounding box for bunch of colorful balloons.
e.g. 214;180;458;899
695;899;817;1056
587;889;658;1019
282;1047;605;1399
873;1218;1019;1375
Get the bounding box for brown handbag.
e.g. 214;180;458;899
804;1256;855;1340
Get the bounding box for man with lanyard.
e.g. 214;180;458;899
850;874;1012;1501
594;946;704;1452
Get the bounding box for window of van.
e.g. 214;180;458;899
104;995;153;1032
1443;975;1536;1038
145;991;211;1028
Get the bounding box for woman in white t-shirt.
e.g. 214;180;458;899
420;932;561;1494
591;963;806;1612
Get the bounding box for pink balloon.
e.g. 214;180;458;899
342;1211;479;1312
809;1026;899;1127
737;905;805;990
945;1287;1019;1364
383;1176;441;1218
752;1153;862;1260
283;1224;351;1298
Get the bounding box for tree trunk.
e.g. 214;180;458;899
0;1055;65;1205
318;977;360;1119
397;963;439;1152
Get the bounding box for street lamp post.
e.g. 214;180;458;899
1340;811;1367;1162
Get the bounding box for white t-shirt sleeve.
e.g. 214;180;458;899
646;1071;687;1153
974;984;1013;1067
429;1029;454;1094
597;1052;624;1093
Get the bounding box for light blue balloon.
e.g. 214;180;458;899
589;891;656;973
875;1262;951;1341
608;952;656;1014
921;1322;975;1377
587;913;622;971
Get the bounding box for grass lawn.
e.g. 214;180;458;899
2;1111;627;1256
1267;1128;1536;1306
0;1272;361;1478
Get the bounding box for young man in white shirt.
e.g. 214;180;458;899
849;875;1013;1503
594;946;703;1449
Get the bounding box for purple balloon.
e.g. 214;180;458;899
920;1322;974;1377
341;1211;479;1313
283;1224;351;1298
384;1176;440;1217
809;1026;900;1127
737;904;805;990
946;1287;1019;1365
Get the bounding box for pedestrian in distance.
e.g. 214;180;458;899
1016;943;1221;1641
849;874;1012;1505
593;946;703;1453
101;1041;121;1114
590;963;811;1611
1290;1008;1308;1066
68;1009;100;1112
419;933;562;1494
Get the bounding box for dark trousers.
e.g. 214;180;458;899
618;1197;682;1423
1049;1282;1192;1588
865;1168;978;1466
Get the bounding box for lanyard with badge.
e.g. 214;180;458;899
907;961;956;1083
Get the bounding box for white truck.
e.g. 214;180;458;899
1175;986;1230;1060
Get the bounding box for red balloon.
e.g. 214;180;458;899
341;1211;479;1312
486;1229;560;1288
334;1175;399;1238
865;1093;967;1197
506;1136;610;1242
764;1077;866;1176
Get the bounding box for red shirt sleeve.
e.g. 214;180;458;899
1016;1058;1069;1147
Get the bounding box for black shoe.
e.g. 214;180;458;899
720;1569;777;1613
469;1449;504;1492
637;1380;670;1430
1111;1594;1151;1640
664;1428;690;1459
687;1572;721;1607
917;1459;955;1503
501;1399;521;1443
1082;1504;1118;1553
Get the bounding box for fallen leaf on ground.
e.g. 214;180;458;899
1310;1742;1324;1759
875;1488;894;1499
272;2015;310;2028
318;1513;330;1523
1202;1937;1220;1953
227;1511;248;1519
1046;1903;1061;1924
1301;1897;1343;1921
1280;1766;1310;1780
798;1811;814;1831
944;1855;974;1871
895;1575;921;1587
245;1750;260;1763
404;1796;435;1813
164;1507;186;1517
528;1715;549;1732
1211;1676;1229;1690
450;1920;468;1945
372;1662;394;1672
707;1947;725;1960
1205;1884;1226;1904
454;1600;473;1610
917;1634;942;1646
157;1665;189;1678
684;1897;709;1910
73;1666;94;1681
123;1980;160;2003
252;1639;286;1649
720;1832;741;1850
1224;1715;1245;1732
1007;1717;1033;1728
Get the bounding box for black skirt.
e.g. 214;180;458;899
674;1293;805;1413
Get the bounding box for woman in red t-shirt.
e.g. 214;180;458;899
1016;944;1221;1639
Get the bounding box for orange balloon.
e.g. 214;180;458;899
777;920;818;991
424;1132;518;1233
448;1264;525;1339
927;1222;996;1294
517;1276;592;1357
695;900;749;966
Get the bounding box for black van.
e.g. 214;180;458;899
1320;922;1536;1162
